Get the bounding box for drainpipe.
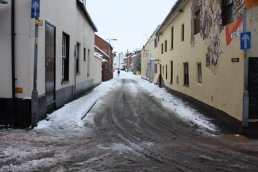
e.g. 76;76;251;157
11;0;15;99
11;0;17;126
242;6;249;128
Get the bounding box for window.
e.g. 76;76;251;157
84;48;86;61
166;64;167;79
162;66;164;76
76;42;80;74
194;10;201;34
222;0;234;26
165;40;167;52
171;27;174;50
170;61;173;84
87;49;90;76
161;43;164;54
154;64;157;73
181;24;185;42
154;38;158;48
183;62;189;86
197;63;202;84
62;33;69;82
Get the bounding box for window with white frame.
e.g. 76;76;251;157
62;32;69;82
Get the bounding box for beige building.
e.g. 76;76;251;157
142;0;258;133
141;26;160;83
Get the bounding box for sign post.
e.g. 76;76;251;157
242;7;249;130
31;0;40;127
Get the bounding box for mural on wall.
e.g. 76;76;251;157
226;0;245;45
246;0;258;9
191;0;223;69
191;0;245;70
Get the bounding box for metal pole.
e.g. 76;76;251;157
242;7;249;128
31;21;39;127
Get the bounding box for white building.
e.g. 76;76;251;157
113;52;124;70
0;0;100;127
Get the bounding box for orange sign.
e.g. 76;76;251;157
246;0;258;9
15;87;23;94
225;18;243;46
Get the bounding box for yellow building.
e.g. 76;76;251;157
141;26;158;82
143;0;258;133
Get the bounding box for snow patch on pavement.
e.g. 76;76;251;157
98;143;140;156
36;79;119;133
0;158;56;172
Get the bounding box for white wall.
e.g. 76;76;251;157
113;52;124;69
1;0;96;99
92;56;102;85
0;0;12;98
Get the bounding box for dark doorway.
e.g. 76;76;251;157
45;22;56;112
249;58;258;118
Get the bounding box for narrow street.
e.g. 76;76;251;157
1;72;258;172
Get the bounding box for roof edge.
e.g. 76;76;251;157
156;0;185;35
76;0;98;32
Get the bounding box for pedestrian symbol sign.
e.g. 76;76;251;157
240;32;251;50
31;0;40;19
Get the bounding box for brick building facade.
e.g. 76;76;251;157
95;35;113;81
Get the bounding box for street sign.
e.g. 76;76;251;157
31;0;40;19
240;32;251;50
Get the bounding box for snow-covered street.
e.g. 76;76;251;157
1;71;258;172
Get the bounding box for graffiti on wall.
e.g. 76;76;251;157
191;0;245;70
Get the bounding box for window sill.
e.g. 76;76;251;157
183;85;189;88
61;80;70;85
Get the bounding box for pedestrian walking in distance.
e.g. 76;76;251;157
117;70;120;76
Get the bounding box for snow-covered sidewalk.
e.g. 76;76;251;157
36;71;216;133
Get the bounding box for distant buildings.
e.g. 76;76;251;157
113;52;124;70
141;0;258;133
0;0;100;127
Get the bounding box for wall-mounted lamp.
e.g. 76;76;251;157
0;0;8;4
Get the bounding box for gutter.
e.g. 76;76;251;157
156;0;184;35
76;0;98;32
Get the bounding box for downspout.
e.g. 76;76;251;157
11;0;16;99
11;0;17;126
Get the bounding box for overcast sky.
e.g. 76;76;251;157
87;0;177;54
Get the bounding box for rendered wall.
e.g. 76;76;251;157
0;1;12;98
157;0;248;121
